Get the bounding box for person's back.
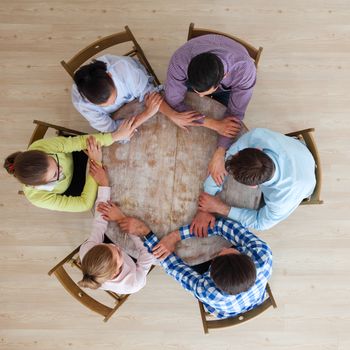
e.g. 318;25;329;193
72;55;158;132
250;129;316;214
201;128;316;231
142;217;273;318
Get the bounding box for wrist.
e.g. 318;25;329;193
214;146;226;157
170;230;181;243
141;225;151;236
218;202;230;216
112;130;121;142
203;117;219;131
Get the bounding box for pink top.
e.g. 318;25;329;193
79;187;155;294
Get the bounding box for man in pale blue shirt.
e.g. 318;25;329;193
72;54;201;133
190;128;316;233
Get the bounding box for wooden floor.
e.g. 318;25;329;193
1;1;350;349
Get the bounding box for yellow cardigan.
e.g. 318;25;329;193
23;133;113;212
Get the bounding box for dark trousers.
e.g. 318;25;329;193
187;85;230;107
192;260;212;274
63;151;88;197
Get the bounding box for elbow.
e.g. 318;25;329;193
252;220;275;231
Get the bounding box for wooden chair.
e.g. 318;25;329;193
285;128;323;205
48;245;131;322
187;22;263;67
28;119;86;147
198;283;277;334
61;26;160;85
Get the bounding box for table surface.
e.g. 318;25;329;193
104;92;261;265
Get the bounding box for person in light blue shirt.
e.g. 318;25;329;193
191;128;316;233
72;55;201;133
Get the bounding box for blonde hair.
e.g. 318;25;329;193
78;244;119;289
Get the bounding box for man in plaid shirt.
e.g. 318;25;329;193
113;213;273;319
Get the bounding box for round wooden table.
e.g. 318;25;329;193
103;92;261;265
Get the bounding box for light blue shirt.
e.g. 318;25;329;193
204;128;316;230
72;55;158;133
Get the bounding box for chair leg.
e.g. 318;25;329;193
198;300;209;334
266;284;277;308
48;246;80;276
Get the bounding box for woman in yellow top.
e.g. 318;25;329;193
4;93;163;212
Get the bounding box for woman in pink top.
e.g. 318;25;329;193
78;166;155;294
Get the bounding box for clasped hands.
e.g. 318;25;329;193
96;201;179;260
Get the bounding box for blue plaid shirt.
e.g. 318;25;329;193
144;218;273;319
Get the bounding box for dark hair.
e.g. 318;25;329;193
74;60;115;104
187;52;224;92
211;253;256;295
225;148;275;186
4;150;49;186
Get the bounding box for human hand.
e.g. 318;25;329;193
89;160;109;187
118;217;150;236
86;136;102;162
198;193;229;216
97;200;125;221
170;111;204;131
208;147;227;186
214;116;241;138
144;92;164;117
190;210;216;238
112;116;137;142
152;230;180;259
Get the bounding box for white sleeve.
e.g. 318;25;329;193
79;187;111;259
129;235;156;268
124;59;157;102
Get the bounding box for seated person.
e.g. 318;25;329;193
3;118;141;212
165;35;257;176
99;206;272;319
73;54;201;132
78;173;155;294
191;128;316;233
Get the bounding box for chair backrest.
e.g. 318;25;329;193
187;23;263;67
285;128;323;205
61;26;160;85
28;120;86;147
48;245;131;322
198;283;277;334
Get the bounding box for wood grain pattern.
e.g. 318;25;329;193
104;93;261;265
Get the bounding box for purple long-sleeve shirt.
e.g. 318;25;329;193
165;35;257;148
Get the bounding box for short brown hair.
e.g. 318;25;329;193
225;148;275;186
4;150;49;186
211;253;256;295
78;245;119;290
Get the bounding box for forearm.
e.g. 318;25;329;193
23;176;98;212
29;133;114;153
158;100;177;119
133;111;152;128
201;117;219;131
217;135;235;150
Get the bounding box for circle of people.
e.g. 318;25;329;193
4;35;316;320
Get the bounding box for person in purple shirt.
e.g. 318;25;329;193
165;34;257;185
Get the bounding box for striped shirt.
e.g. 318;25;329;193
144;218;272;319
